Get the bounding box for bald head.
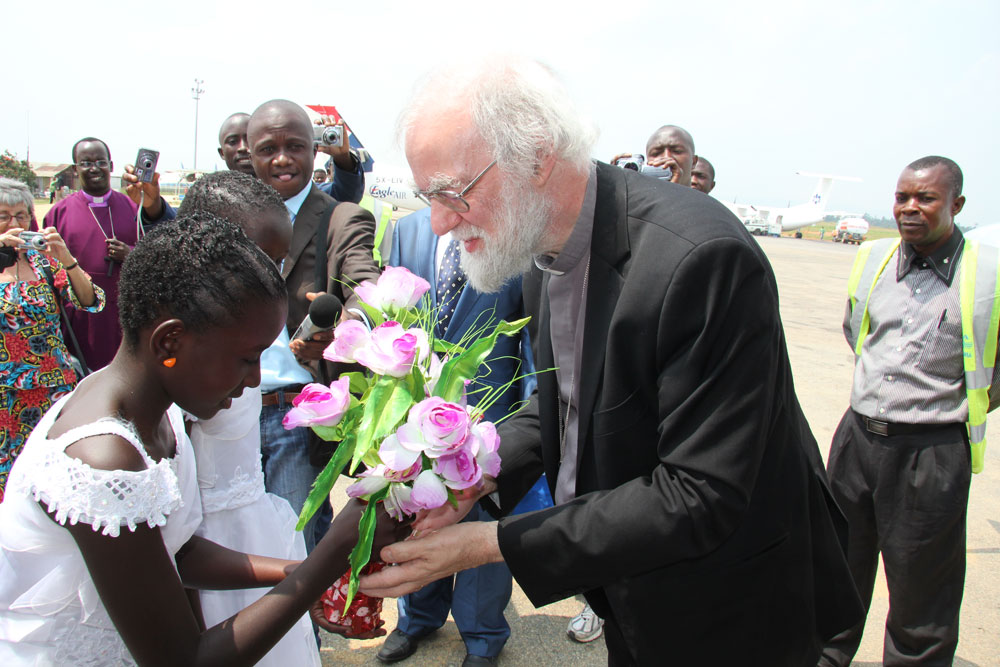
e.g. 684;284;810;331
247;99;318;200
645;125;697;186
248;100;313;144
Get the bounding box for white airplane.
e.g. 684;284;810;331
717;172;861;234
364;169;427;212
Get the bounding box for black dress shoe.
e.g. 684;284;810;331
461;655;499;666
376;629;420;663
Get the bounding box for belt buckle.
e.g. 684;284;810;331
865;417;889;436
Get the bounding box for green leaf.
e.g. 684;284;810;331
342;371;370;395
357;300;385;328
295;433;356;531
351;376;415;473
433;317;530;402
432;338;465;355
344;486;389;610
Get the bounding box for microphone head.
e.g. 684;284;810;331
308;293;344;328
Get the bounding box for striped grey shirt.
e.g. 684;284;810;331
847;229;1000;424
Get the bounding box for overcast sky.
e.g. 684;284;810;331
5;0;998;226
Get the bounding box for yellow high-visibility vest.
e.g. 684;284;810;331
846;237;1000;472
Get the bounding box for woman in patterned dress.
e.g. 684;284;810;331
0;177;104;500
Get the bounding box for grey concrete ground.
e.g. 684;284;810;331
320;235;1000;666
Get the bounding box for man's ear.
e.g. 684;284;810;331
952;194;966;217
218;147;225;159
149;319;186;364
533;150;557;187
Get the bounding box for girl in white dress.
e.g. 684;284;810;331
0;214;406;666
180;170;318;666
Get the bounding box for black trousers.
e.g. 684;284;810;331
819;410;970;667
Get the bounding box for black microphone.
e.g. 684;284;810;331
292;293;343;341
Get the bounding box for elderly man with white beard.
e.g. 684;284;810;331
360;56;864;665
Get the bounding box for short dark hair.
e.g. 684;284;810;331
72;137;111;163
906;155;963;199
695;156;715;179
178;171;287;235
118;212;286;348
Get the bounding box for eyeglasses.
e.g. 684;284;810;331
77;160;110;170
0;212;31;225
415;160;497;213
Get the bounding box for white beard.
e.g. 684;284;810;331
456;176;551;294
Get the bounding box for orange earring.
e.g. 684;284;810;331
162;358;177;368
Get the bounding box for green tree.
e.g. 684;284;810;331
0;151;37;191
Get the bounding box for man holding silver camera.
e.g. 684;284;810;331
611;124;698;186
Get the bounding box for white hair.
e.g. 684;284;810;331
398;55;598;179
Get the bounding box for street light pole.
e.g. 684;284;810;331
191;78;205;171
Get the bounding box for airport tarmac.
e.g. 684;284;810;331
320;235;1000;666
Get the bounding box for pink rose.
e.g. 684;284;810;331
469;421;501;478
323;319;370;363
282;378;351;429
354;266;431;312
353;321;428;377
407;397;471;457
375;472;448;520
433;448;483;490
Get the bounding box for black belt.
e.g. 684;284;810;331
857;412;962;437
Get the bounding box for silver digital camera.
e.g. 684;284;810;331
19;231;47;250
134;148;160;183
313;125;345;148
614;155;645;171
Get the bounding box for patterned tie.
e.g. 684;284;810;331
436;239;467;338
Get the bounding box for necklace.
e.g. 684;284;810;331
87;203;116;241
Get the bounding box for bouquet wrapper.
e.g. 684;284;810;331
320;562;386;636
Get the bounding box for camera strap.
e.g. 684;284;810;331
40;262;91;378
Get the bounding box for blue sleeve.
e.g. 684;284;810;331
329;156;365;204
140;198;176;227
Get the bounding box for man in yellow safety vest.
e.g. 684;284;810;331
821;156;1000;666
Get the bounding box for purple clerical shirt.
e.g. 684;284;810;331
43;190;142;370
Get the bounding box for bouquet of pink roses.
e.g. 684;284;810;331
282;266;529;611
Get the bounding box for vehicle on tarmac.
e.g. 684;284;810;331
833;217;869;244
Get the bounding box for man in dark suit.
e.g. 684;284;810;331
375;208;534;666
247;99;380;552
359;58;863;664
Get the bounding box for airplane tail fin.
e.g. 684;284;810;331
306;104;375;173
796;172;862;213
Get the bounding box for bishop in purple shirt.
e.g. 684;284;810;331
41;137;174;370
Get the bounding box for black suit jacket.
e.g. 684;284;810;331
282;184;381;380
492;163;863;665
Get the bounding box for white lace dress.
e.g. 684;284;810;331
189;387;319;667
0;395;202;666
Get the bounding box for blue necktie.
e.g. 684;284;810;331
436;239;467;338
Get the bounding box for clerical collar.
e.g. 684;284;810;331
82;190;112;208
896;226;965;287
534;162;597;275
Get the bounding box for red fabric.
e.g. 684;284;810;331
320;562;385;636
